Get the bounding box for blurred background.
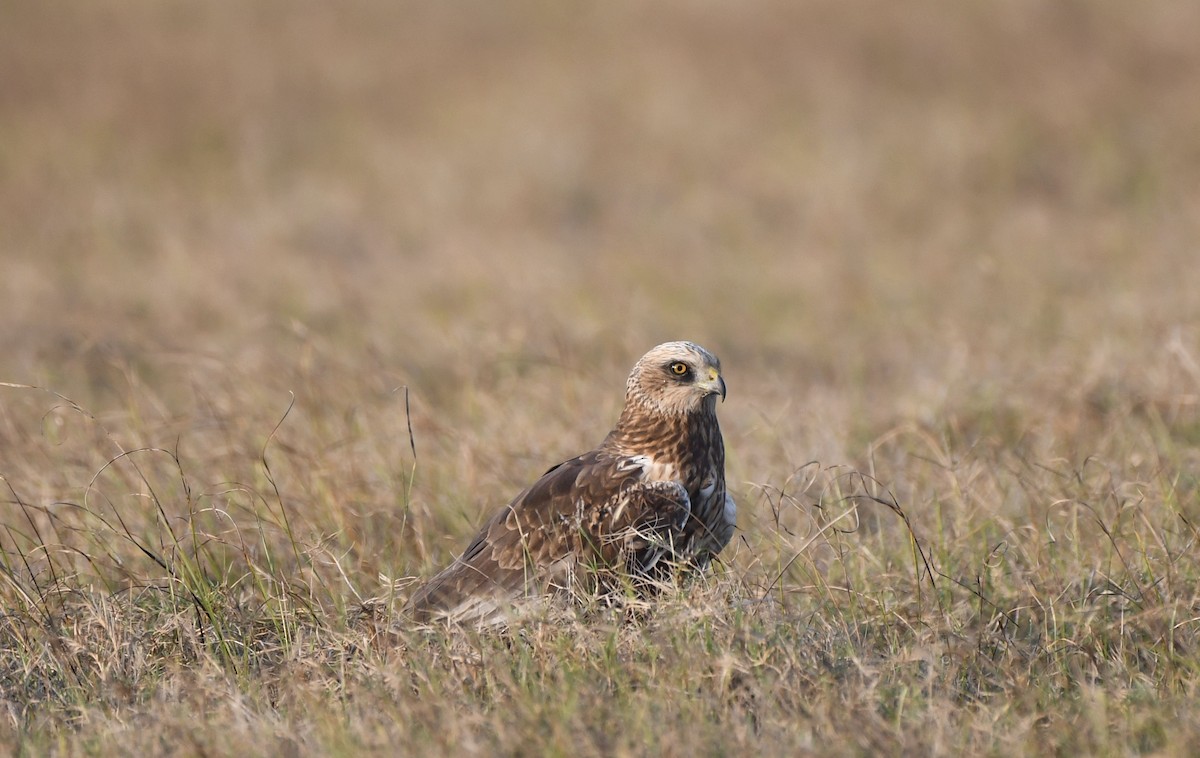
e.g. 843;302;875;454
1;0;1198;564
5;5;1200;750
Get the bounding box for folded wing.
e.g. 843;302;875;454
405;452;692;623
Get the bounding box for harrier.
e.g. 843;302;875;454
405;341;733;623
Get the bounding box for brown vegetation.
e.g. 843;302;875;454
2;1;1199;754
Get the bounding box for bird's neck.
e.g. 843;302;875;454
602;400;718;461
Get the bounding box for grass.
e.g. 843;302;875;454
2;0;1200;754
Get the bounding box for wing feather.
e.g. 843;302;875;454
405;452;691;623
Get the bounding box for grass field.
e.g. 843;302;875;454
3;1;1200;754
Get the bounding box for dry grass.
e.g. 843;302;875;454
2;0;1200;754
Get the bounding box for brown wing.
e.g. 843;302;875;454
404;452;691;624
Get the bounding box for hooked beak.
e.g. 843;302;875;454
701;367;727;402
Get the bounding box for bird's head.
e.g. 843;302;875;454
624;341;726;417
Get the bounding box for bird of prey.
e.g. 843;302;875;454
405;341;734;624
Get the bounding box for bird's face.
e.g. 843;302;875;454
626;341;726;416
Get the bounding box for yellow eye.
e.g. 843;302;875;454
670;362;689;376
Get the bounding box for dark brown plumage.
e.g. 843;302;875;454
405;341;734;624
